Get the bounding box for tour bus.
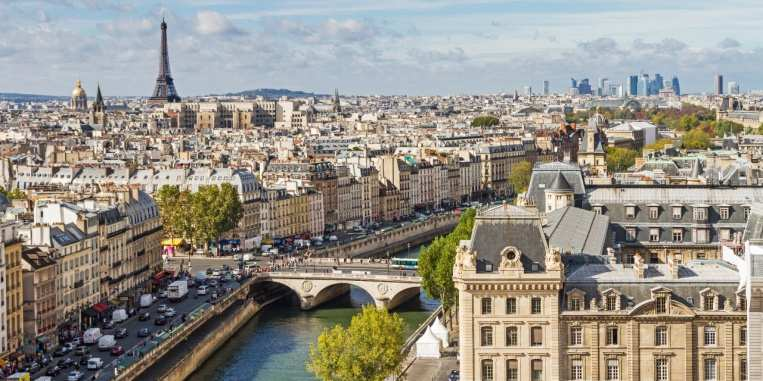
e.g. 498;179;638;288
390;257;419;270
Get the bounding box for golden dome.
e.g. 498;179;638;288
72;80;86;98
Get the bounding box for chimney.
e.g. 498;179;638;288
667;254;680;279
633;252;646;279
606;247;617;264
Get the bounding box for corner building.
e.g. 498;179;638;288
454;204;748;381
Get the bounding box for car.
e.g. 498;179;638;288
137;328;150;337
63;342;77;351
78;354;92;366
157;304;168;313
103;320;114;329
45;365;62;376
448;370;460;381
163;308;176;318
53;347;69;357
196;285;208;296
61;357;74;368
138;312;150;321
86;357;103;370
67;370;84;381
232;254;243;261
158;290;168;298
208;279;218;287
21;361;40;373
154;317;167;326
110;346;125;356
115;327;128;339
74;346;88;356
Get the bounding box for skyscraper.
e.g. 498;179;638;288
570;78;578;89
639;74;650;96
728;81;740;95
543;80;549;96
652;73;664;94
148;18;181;105
671;76;681;96
627;75;638;96
715;74;724;95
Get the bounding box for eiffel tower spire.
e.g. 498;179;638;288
148;18;180;105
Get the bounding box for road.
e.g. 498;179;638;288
31;259;240;381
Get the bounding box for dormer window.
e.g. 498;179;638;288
626;227;637;242
649;206;659;220
606;295;618;311
601;289;621;311
625;205;636;219
745;207;751;220
656;297;667;313
720;207;730;220
672;206;682;220
700;288;719;311
693;206;707;221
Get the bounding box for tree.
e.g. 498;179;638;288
682;129;711;149
471;115;499;127
605;147;638;173
308;306;405;381
758;122;763;134
217;183;243;234
7;188;26;200
712;120;744;137
644;138;674;151
418;208;476;310
509;161;533;194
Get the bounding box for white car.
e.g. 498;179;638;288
197;285;208;296
163;308;176;317
87;357;103;370
158;290;168;298
67;371;84;381
157;304;168;313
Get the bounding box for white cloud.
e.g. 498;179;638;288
194;10;243;35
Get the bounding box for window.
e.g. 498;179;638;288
650;206;659;220
593;206;603;214
655;326;668;346
481;359;494;381
506;297;517;314
531;326;543;346
606;326;619;345
481;326;493;346
741;327;747;346
570;359;583;380
672;206;682;219
606;295;618;311
606;359;619;380
625;206;636;219
720;228;731;241
741;358;747;381
704;358;716;381
570;326;583;346
626;227;637;241
655;359;669;381
738;296;747;311
672;228;683;242
569;297;581;311
481;297;492;315
506;326;518;346
695;228;708;244
650;228;660;242
507;359;519;381
704;326;717;346
531;359;543;381
693;207;707;221
702;294;717;312
720;207;730;220
531;297;542;314
745;207;751;220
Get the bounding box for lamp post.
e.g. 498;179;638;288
386;249;390;274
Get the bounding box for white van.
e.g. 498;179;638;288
139;294;153;308
97;335;116;350
83;328;102;345
112;308;128;323
87;357;103;370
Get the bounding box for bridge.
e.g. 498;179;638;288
257;271;422;310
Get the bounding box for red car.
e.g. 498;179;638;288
110;346;124;356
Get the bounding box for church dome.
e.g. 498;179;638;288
72;80;86;98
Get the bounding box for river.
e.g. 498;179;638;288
187;244;437;381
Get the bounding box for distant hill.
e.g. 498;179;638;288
224;88;328;99
0;93;68;102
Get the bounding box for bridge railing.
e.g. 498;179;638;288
265;271;421;282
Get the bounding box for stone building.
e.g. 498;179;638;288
1;224;23;355
70;80;87;112
454;203;748;381
21;247;57;353
578;113;608;175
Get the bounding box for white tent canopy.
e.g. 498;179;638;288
415;326;441;358
430;316;449;348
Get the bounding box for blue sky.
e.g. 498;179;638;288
1;0;762;96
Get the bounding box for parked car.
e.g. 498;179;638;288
115;327;128;339
110;346;124;356
67;370;84;381
138;312;150;321
154;317;167;326
137;328;150;337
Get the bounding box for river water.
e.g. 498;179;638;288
188;244;437;381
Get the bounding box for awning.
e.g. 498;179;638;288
92;303;109;314
161;238;185;246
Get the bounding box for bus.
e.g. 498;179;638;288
390;257;418;270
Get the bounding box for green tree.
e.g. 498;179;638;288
682;129;711;149
7;188;26;200
712;120;744;137
471;115;500;127
418;208;476;310
217;183;243;234
605;147;638;173
644;139;674;151
509;161;533;194
307;306;405;381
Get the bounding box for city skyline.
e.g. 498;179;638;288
1;0;762;96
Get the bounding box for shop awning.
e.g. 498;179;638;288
92;303;109;314
162;238;185;246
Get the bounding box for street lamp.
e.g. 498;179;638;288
386;249;390;274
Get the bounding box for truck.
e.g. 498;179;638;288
167;280;188;302
111;308;127;323
139;294;153;308
83;328;102;345
97;335;115;350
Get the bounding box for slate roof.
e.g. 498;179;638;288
21;247;55;269
548;171;573;192
543;207;609;255
527;162;585;211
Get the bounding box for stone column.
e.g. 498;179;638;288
628;320;640;381
685;322;694;381
591;322;600;380
724;322;734;381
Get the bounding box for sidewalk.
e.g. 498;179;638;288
404;352;458;381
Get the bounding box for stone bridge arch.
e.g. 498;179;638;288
257;273;422;310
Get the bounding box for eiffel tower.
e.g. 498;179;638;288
148;18;180;105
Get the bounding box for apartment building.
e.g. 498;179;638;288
21;247;57;353
1;224;23;355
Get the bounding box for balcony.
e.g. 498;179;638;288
73;280;84;289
